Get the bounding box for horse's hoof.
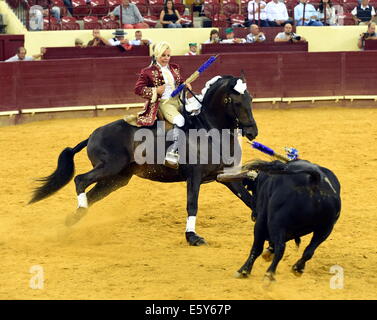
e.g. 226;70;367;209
185;232;208;246
65;207;87;227
262;249;274;262
292;264;304;277
235;269;249;278
263;272;276;287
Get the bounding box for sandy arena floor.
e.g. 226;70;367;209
0;107;376;300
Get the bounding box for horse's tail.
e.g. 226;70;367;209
29;139;89;204
243;160;322;186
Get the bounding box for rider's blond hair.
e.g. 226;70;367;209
150;41;171;65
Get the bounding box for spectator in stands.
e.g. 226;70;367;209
247;0;269;27
87;29;109;46
63;0;73;16
129;30;152;45
317;0;337;26
185;43;198;55
221;28;246;43
110;0;149;29
108;29;129;46
204;29;220;44
246;24;266;43
352;0;376;25
29;5;61;31
265;0;293;27
358;22;377;49
294;0;323;26
5;47;45;62
274;23;306;42
160;0;182;28
75;38;84;47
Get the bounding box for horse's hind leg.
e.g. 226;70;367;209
86;171;133;207
65;159;127;226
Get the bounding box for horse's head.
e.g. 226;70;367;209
202;76;258;141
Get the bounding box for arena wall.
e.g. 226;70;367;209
1;51;377;113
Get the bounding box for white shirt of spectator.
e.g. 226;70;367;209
246;33;266;43
221;38;246;43
317;6;337;25
265;1;289;22
5;54;34;62
185;51;197;56
108;37;122;46
157;62;176;100
129;39;152;45
275;31;298;41
248;1;267;21
351;5;376;17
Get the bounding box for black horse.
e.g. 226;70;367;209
29;75;258;246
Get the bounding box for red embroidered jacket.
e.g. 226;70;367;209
134;63;183;126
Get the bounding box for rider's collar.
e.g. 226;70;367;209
157;62;169;70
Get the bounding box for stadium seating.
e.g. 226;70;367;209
72;0;92;18
43;16;62;30
174;0;186;16
203;0;220;19
83;15;103;29
230;13;246;27
223;0;239;18
212;13;228;27
149;0;164;17
61;16;81;29
107;0;122;11
143;15;159;28
101;15;121;28
90;0;109;17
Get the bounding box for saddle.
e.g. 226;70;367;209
123;110;174;131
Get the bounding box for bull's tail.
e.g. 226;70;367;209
29;139;89;204
243;160;322;186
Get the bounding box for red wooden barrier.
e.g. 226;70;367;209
0;35;25;61
0;52;376;112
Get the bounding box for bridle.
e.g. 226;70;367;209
182;78;256;130
223;92;256;130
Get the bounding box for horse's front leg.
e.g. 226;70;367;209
219;181;257;221
186;173;207;246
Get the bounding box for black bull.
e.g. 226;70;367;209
220;159;341;282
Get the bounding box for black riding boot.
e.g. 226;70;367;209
164;125;181;169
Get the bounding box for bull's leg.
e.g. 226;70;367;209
185;172;206;246
237;218;267;277
265;232;286;282
220;181;256;220
292;226;334;276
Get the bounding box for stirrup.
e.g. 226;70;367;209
164;151;180;169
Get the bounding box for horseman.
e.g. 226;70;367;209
134;41;192;168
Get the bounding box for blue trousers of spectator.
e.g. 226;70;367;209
267;20;294;27
295;20;323;26
63;0;74;15
246;19;270;27
167;23;182;28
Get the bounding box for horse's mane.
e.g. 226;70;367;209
201;75;241;108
